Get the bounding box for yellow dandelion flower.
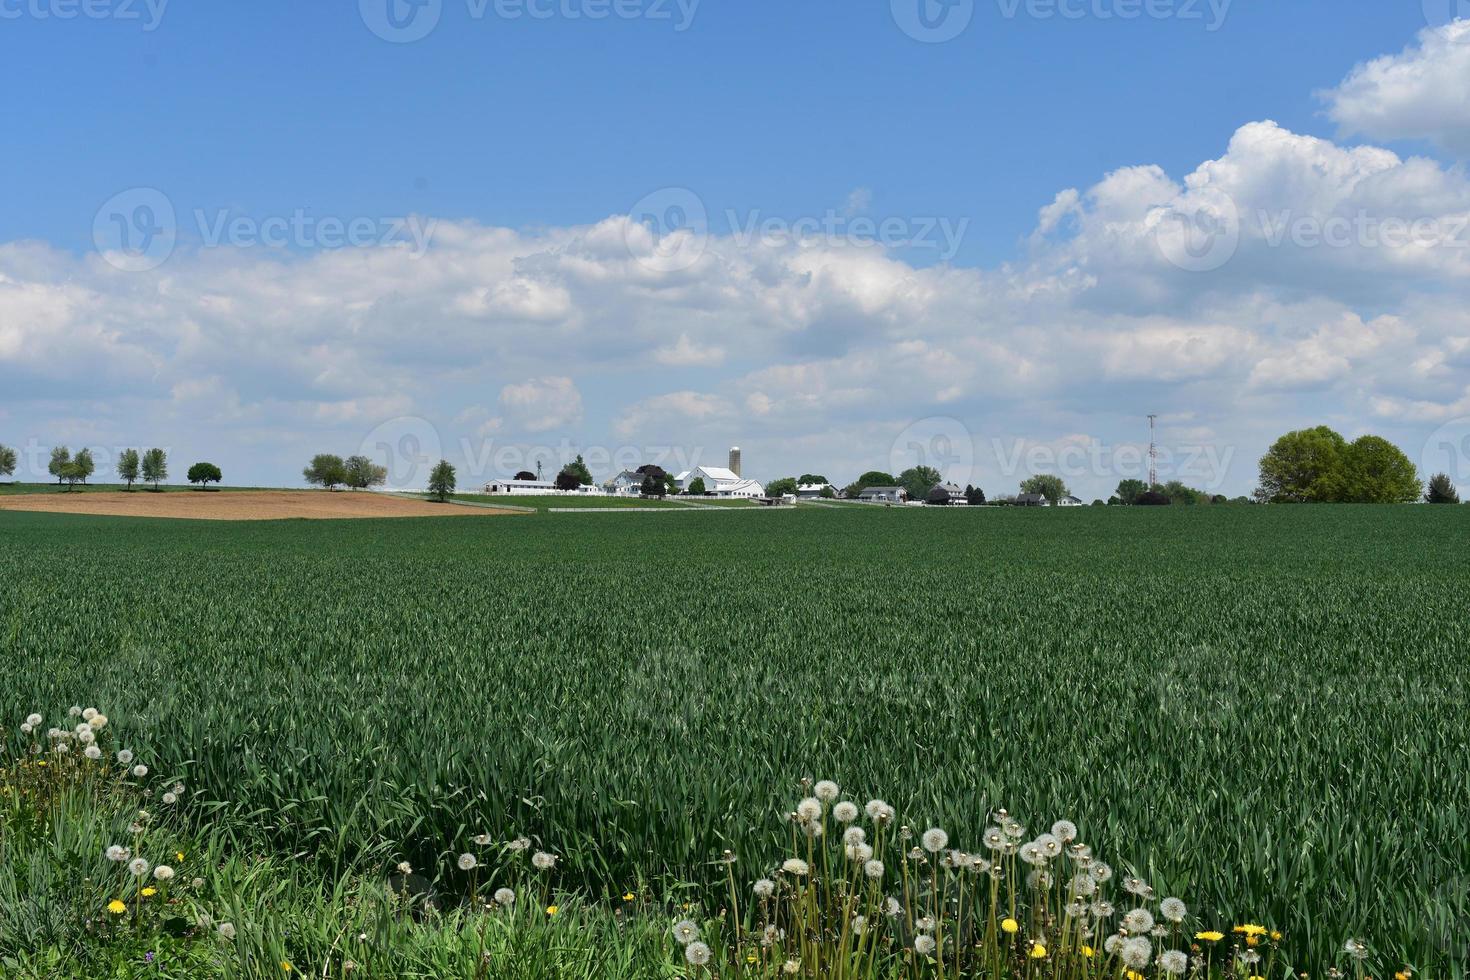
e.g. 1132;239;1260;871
1234;924;1268;937
280;962;293;973
622;892;635;901
1126;972;1146;980
546;905;559;916
107;900;127;914
176;852;185;862
1080;945;1095;958
1001;918;1019;934
140;887;157;898
1029;943;1047;959
1196;931;1224;942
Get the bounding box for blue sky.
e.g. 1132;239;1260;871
3;1;1470;497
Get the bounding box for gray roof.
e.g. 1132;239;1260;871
1016;492;1047;503
859;486;905;494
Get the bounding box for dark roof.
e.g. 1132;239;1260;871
859;486;905;494
1015;493;1047;503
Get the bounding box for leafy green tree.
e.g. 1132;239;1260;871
898;466;943;502
849;471;897;494
1336;436;1421;503
59;461;87;491
73;449;95;484
48;446;71;485
1020;474;1069;504
639;473;668;497
303;454;347;491
117;449;140;489
820;486;836;499
187;462;223;488
687;476;707;496
344;455;388;491
0;444;17;480
554;469;581;491
663;472;678;495
141;448;168;490
964;484;986;505
427;460;456;502
1115;479;1147;505
797;474;829;486
1255;426;1346;503
765;477;798;497
1136;489;1171;505
564;455;594;487
1425;473;1460;504
1161;481;1202;505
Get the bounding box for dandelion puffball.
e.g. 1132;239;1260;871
795;797;823;823
780;858;809;876
753;878;775;898
456;853;477;871
90;714;107;729
1160;950;1189;974
84;745;102;760
684;941;711;966
131;765;148;778
672;920;700;945
117;749;133;764
153;865;175;881
493;888;515;906
105;845;126;862
813;780;839;802
531;851;557;871
864;860;885;879
914;934;936;956
833;801;859;823
25;713;42;727
1160;897;1187;922
1122;907;1154;934
162;793;177;805
920;828;949;853
82;707;97;720
217;922;236;940
128;858;150;877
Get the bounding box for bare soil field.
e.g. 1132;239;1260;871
0;490;521;521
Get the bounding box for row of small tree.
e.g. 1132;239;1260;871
303;453;458;501
50;446;171;491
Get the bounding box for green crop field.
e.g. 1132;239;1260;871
2;506;1468;975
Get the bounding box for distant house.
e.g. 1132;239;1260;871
796;483;837;499
602;470;645;496
1015;492;1048;507
926;482;965;505
1055;494;1084;507
858;486;908;504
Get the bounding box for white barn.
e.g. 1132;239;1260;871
680;466;764;498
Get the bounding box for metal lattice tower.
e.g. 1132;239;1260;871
1147;414;1158;488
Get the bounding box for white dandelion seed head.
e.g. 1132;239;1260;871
1019;842;1046;866
833;801;859;823
131;764;148;778
782;960;799;975
684;941;711;966
19;723;32;735
68;706;82;718
507;837;531;852
82;707;97;720
852;914;867;935
842;826;866;846
494;888;515;906
1123;907;1155;934
1050;819;1078;842
864;859;884;880
845;842;873;863
915;915;935;932
531;851;557;871
1344;939;1369;961
781;858;809;876
914;934;936;956
796;797;823;823
54;742;69;754
1160;897;1187;922
1090;900;1115;919
672;920;700;945
78;730;95;745
472;833;492;846
128;858;150;877
84;745;102;760
753;878;775;898
116;749;133;764
153;865;175;882
1068;875;1097;897
217;922;236;940
397;861;412;874
813;780;839;802
1122;937;1152;968
162;792;177;805
90;714;108;729
1026;869;1054;890
1104;935;1123;955
1161;950;1188;974
982;827;1005;850
75;722;92;737
456;853;477;871
883;896;901;917
25;713;42;727
105;845;126;862
1090;861;1113;882
1036;832;1063;857
920;828;948;853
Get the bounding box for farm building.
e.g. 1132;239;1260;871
859;486;908;503
485;479;596;496
1055;495;1084;507
679;466;765;498
1015;492;1048;507
926;482;966;505
602;470;645;496
796;483;837;499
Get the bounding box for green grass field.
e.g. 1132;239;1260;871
2;505;1467;975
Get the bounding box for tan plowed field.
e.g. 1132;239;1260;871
0;490;519;521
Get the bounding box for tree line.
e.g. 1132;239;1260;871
303;453;458;502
